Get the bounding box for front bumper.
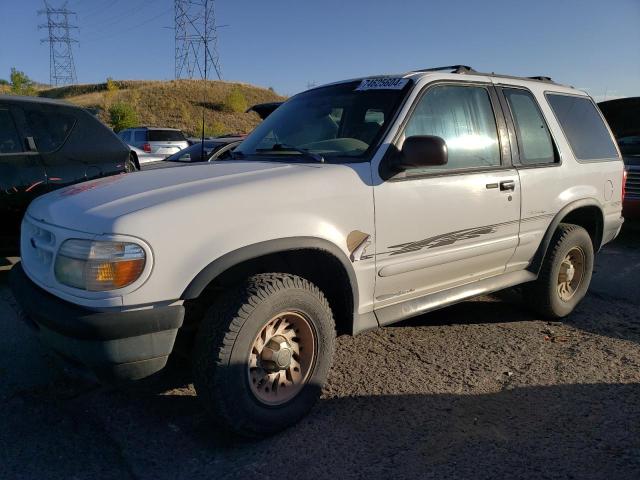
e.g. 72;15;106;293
9;262;184;382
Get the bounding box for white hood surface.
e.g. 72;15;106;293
28;161;298;232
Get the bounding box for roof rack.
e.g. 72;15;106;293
527;76;554;83
410;66;564;87
413;65;476;74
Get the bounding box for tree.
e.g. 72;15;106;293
109;102;138;132
0;79;9;86
10;68;36;96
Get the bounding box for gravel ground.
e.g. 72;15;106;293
1;228;639;480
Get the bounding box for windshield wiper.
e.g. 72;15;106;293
255;144;325;163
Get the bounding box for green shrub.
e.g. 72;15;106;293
222;87;248;113
106;77;119;92
109;102;138;132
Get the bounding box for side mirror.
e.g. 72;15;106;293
397;135;447;169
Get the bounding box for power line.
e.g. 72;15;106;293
82;6;173;43
38;1;78;86
174;0;222;80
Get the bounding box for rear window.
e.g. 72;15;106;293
148;129;185;142
546;93;619;161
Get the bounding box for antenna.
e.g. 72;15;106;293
38;1;78;86
174;0;222;80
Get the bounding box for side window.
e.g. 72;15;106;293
0;109;23;154
24;107;76;153
546;93;619;161
403;85;501;172
134;130;147;143
503;89;556;165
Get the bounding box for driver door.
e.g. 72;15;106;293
373;82;521;314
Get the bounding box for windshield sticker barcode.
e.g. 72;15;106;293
355;78;409;91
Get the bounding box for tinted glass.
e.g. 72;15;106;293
148;130;185;141
404;85;500;171
236;79;411;162
119;131;131;142
134;130;147;142
25;107;76;153
504;89;556;165
546;94;618;161
0;109;23;154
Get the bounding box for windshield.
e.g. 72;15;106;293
236;79;412;162
166;141;222;162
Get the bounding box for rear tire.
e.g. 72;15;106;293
524;223;594;318
193;273;335;437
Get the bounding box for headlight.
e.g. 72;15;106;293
54;239;146;291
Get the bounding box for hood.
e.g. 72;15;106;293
28;161;297;232
598;97;640;138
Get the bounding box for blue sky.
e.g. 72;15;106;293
1;0;638;99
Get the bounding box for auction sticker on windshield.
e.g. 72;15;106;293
355;78;409;91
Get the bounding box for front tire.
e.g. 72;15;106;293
193;273;335;437
525;223;594;318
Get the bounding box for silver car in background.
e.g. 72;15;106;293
118;127;189;162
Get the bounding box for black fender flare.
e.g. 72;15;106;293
527;198;604;274
181;236;359;314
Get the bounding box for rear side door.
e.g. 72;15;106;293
17;103;86;189
0;105;47;249
373;82;521;317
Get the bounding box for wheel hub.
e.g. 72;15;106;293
557;246;586;302
248;311;316;406
260;335;293;371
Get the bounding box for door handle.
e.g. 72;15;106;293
500;180;515;191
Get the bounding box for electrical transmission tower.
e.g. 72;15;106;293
174;0;222;80
38;1;78;86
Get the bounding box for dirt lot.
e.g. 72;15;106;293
1;228;639;480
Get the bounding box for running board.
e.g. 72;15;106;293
374;270;537;327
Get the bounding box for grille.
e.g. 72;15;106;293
626;167;640;200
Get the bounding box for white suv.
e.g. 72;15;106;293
10;66;624;437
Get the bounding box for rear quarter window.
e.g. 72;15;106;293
546;93;619;161
148;130;185;141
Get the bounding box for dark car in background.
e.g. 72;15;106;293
599;97;640;220
0;95;130;253
166;136;243;162
142;136;243;171
246;101;283;120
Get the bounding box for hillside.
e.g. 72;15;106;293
38;79;286;136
